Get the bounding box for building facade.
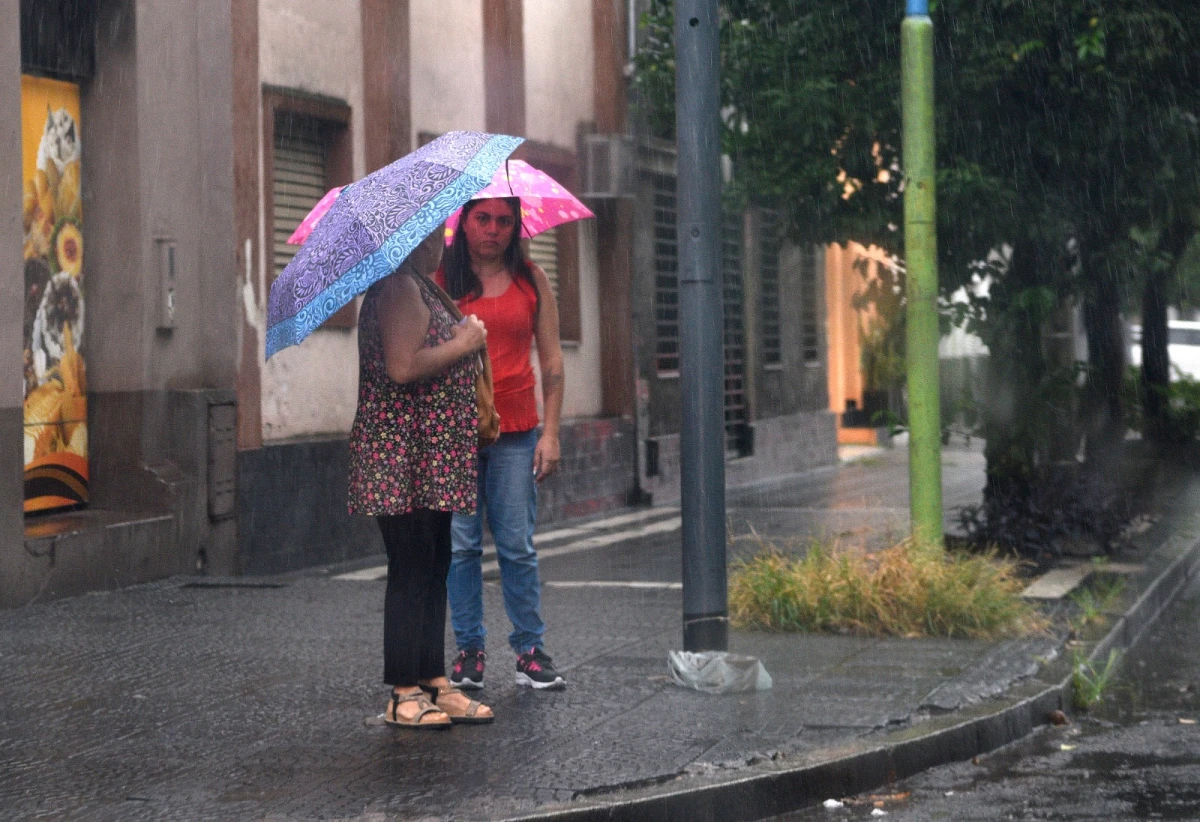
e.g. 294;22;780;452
1;0;834;608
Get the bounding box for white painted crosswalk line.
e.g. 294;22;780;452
333;510;682;581
543;581;682;590
479;516;682;575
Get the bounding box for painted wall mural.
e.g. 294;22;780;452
21;75;87;513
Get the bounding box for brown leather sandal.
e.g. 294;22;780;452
385;689;451;730
420;682;494;725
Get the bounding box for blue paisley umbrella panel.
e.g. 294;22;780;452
265;130;523;358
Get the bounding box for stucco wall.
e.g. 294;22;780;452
410;0;485;143
561;218;603;417
0;0;30;606
260;0;366;177
258;0;603;437
82;0;143;393
76;0;240;395
136;1;206;392
525;0;601;419
524;0;593;150
0;2;19;408
258;0;365;440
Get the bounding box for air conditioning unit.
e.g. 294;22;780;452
581;133;636;199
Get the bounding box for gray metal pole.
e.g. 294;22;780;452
675;0;728;651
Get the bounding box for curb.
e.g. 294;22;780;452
504;531;1200;822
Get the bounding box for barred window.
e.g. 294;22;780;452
722;214;748;452
800;245;821;363
649;172;679;374
758;210;783;366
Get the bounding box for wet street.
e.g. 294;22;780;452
0;444;1016;822
777;563;1200;822
4;441;1196;821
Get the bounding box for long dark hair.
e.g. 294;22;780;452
442;197;539;315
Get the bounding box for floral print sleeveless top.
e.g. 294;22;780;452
348;275;478;516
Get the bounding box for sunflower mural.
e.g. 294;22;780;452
20;76;87;513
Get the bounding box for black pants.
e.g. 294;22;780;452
378;509;453;687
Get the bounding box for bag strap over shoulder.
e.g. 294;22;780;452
414;271;492;381
415;272;465;322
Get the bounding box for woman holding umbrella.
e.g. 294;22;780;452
347;229;495;728
440;196;568;691
267;131;526;727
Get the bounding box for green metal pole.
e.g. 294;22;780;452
901;4;943;550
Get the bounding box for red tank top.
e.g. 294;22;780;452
436;268;540;433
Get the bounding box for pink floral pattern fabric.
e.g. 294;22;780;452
348;276;477;516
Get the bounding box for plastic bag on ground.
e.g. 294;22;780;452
667;650;773;694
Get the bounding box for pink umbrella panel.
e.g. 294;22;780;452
285;185;345;246
441;159;594;244
284;160;593;248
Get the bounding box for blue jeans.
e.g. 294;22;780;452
447;428;545;654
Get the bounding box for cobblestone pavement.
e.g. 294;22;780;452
0;444;1079;822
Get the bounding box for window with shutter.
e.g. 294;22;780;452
262;88;353;328
273;114;327;280
527;230;559;298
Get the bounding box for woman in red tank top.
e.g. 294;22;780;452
438;197;568;691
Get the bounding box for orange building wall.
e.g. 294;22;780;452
825;243;888;445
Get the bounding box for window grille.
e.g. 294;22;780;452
649;172;679;374
272;114;328;280
759;210;783;366
722;215;748;453
800;245;821;363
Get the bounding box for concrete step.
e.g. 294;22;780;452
23;508;178;603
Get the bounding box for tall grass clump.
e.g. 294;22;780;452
729;538;1046;639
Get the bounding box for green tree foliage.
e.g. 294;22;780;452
635;0;1200;554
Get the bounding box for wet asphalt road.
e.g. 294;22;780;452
776;566;1200;822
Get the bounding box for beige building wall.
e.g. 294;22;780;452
525;0;602;419
258;0;366;441
524;0;593;150
563;219;603;417
258;0;604;438
410;0;486;143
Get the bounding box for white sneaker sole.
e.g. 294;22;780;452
451;678;484;691
515;671;566;690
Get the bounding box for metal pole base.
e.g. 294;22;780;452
683;614;729;651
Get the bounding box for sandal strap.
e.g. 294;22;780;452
408;704;446;723
389;691;444;723
391;690;435;708
422;684;485;717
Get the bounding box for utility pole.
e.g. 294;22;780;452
675;0;728;650
901;0;943;549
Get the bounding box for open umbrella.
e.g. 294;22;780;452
442;159;594;243
285;185;344;246
266;131;522;358
285;159;594;249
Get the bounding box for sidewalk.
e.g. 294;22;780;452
1;443;1198;821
